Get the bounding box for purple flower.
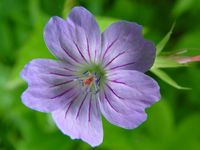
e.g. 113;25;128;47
21;7;160;147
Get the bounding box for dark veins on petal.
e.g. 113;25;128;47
73;41;88;63
76;93;88;119
50;87;75;99
86;37;91;61
60;44;81;64
102;37;119;60
106;83;124;100
104;51;126;68
64;93;81;118
108;80;126;85
63;67;77;72
49;72;74;77
103;91;119;112
50;80;73;88
109;62;136;70
88;95;92;122
94;48;97;63
108;78;157;107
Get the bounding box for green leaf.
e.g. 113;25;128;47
102;118;134;150
172;114;200;150
156;23;175;55
0;64;13;112
0;21;14;63
145;100;174;141
172;0;195;17
62;0;77;18
151;68;190;90
152;56;185;69
96;16;119;32
16;132;74;150
8;11;54;89
174;29;200;49
177;114;200;140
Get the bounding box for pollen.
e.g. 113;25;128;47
83;75;95;86
75;71;101;94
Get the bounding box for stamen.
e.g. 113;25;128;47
75;71;101;95
83;71;89;75
96;76;101;85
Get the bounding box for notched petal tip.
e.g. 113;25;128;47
20;63;29;81
100;70;160;129
20;60;38;83
70;6;91;15
101;21;156;72
52;94;103;147
52;100;103;147
43;16;63;37
20;59;77;112
69;133;103;147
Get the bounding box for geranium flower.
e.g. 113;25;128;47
21;6;160;147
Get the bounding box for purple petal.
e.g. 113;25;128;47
44;17;81;65
99;70;160;129
21;59;79;112
44;7;101;64
101;21;156;72
52;94;103;147
64;7;101;63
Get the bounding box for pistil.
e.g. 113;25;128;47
75;71;101;94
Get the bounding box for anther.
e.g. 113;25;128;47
75;71;101;94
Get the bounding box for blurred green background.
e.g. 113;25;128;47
0;0;200;150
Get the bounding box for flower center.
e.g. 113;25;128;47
83;74;95;86
75;71;100;94
75;64;106;94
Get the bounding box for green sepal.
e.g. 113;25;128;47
156;23;176;55
152;56;186;69
150;68;190;90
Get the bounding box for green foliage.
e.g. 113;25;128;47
151;68;190;90
145;100;174;141
152;56;184;69
96;16;119;32
172;0;200;17
8;1;55;89
151;23;192;90
156;23;175;55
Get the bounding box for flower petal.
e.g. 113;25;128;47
64;6;101;63
99;70;160;129
21;59;79;112
44;16;81;65
52;94;103;147
101;21;156;72
44;7;101;64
